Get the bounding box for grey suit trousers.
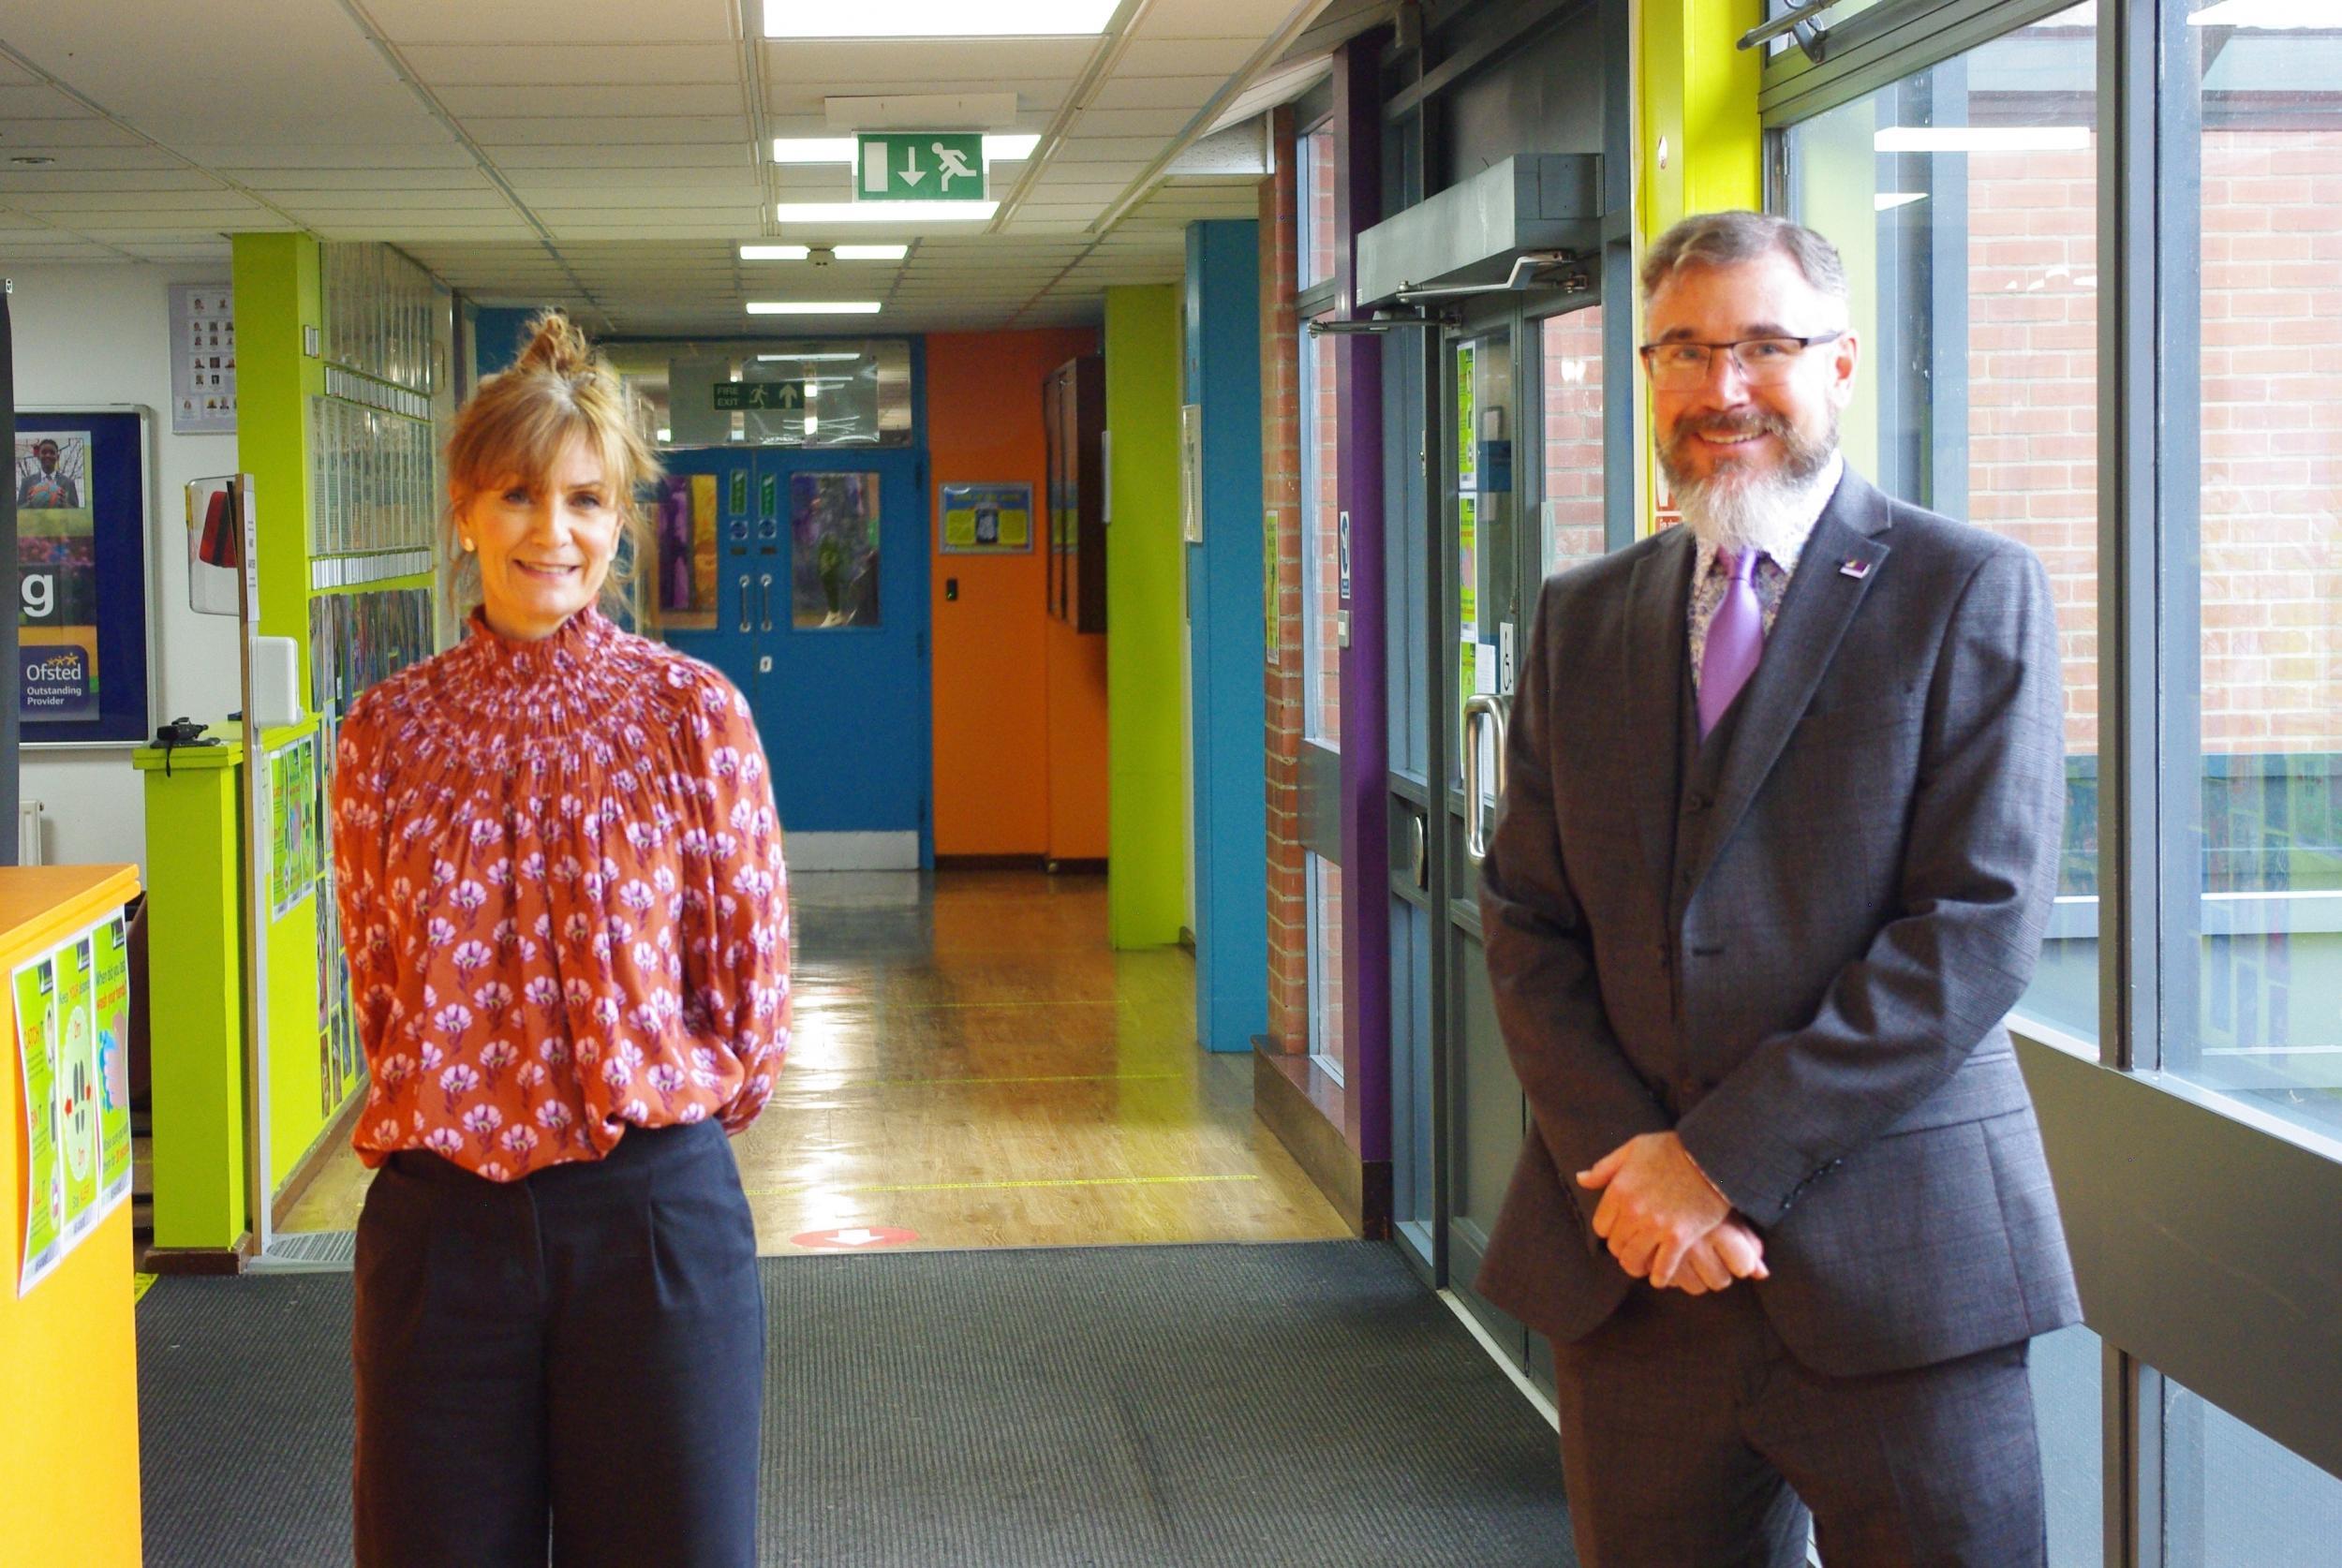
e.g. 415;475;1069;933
1549;1285;2045;1568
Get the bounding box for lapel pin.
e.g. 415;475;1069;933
1839;557;1873;580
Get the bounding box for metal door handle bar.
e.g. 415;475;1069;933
1461;692;1510;864
758;573;773;632
737;575;751;633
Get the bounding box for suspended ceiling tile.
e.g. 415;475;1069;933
1070;107;1195;137
1130;0;1305;39
16;189;270;214
1119;37;1260;76
0;117;149;148
1004;217;1089;233
0;169;226;193
1089;75;1231;111
193;143;481;170
400;43;740;85
0;242;124;260
362;0;739;44
0;83;91;119
763;81;1069;121
1049;138;1164;162
761;37;1095;83
435;84;745;118
469;115;749;145
1;146;190;171
126;242;236;260
237;169;498;194
488;142;755;170
15;3;455;148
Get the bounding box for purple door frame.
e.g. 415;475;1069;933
1331;29;1392;1178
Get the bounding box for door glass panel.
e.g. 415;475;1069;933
1302;320;1342;745
789;470;881;629
1452;330;1516;794
1308;853;1346;1082
651;469;723;630
1539;305;1607;572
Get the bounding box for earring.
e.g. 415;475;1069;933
461;537;475;552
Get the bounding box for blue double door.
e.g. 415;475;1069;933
656;445;931;870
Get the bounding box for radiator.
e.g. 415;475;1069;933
18;800;43;866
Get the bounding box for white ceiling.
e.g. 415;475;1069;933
0;0;1376;334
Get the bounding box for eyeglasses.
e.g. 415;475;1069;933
1637;332;1845;392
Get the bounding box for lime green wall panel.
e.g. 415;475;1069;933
1104;285;1189;950
138;755;246;1250
230;232;325;692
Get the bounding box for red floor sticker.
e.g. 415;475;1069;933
792;1226;917;1251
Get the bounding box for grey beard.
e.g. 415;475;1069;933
1664;415;1840;559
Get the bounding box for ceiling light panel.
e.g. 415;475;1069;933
775;200;1000;221
746;301;883;314
764;0;1118;37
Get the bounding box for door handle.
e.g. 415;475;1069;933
758;573;774;632
1462;692;1511;864
1408;806;1429;892
737;574;751;633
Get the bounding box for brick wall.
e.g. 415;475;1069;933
1964;127;2342;764
1261;106;1308;1056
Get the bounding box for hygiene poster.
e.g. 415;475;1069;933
264;733;320;919
939;482;1033;555
14;916;131;1296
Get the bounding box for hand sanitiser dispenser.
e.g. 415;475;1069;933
252;635;303;729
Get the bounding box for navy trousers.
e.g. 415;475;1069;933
352;1119;764;1567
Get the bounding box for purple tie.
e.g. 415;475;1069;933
1699;548;1764;738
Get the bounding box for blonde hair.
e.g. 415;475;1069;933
441;311;662;619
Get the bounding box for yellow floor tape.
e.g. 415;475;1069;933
133;1273;156;1304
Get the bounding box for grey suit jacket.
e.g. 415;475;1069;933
1475;466;2081;1378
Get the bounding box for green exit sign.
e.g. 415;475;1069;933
856;132;987;201
712;379;808;411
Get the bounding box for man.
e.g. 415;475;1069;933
19;438;80;510
1477;210;2078;1565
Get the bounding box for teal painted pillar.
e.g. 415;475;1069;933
1105;285;1188;949
1183;222;1267;1051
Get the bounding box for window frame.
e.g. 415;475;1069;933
1764;0;2342;1556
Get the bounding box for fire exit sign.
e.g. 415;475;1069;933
856;132;987;200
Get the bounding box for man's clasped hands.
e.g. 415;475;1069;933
1578;1132;1769;1294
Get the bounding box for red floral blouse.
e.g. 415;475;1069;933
330;607;789;1180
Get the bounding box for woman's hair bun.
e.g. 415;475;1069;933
512;310;598;379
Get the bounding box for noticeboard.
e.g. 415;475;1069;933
14;409;156;746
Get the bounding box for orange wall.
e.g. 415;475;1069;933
926;328;1107;860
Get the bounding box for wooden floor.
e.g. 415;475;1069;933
282;869;1351;1254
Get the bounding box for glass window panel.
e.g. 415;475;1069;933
2159;1365;2342;1567
1539;305;1607;572
1303;320;1343;746
789;471;880;629
1301;123;1337;288
1785;3;2101;1052
2169;1;2342;1139
2034;1324;2105;1568
1453;332;1516;792
1308;853;1346;1082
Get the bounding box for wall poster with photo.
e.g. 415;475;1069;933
14;410;155;746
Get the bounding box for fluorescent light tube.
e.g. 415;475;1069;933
985;134;1041;162
764;0;1117;37
2188;0;2336;24
746;301;882;315
1875;192;1928;210
739;243;908;260
775;200;998;222
757;352;866;362
1875;126;2090;153
772;138;860;163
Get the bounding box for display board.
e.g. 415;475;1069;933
14;410;154;745
940;482;1033;555
13;910;132;1295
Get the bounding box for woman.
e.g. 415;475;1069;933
331;312;787;1566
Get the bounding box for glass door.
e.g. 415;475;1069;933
1386;293;1609;1372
